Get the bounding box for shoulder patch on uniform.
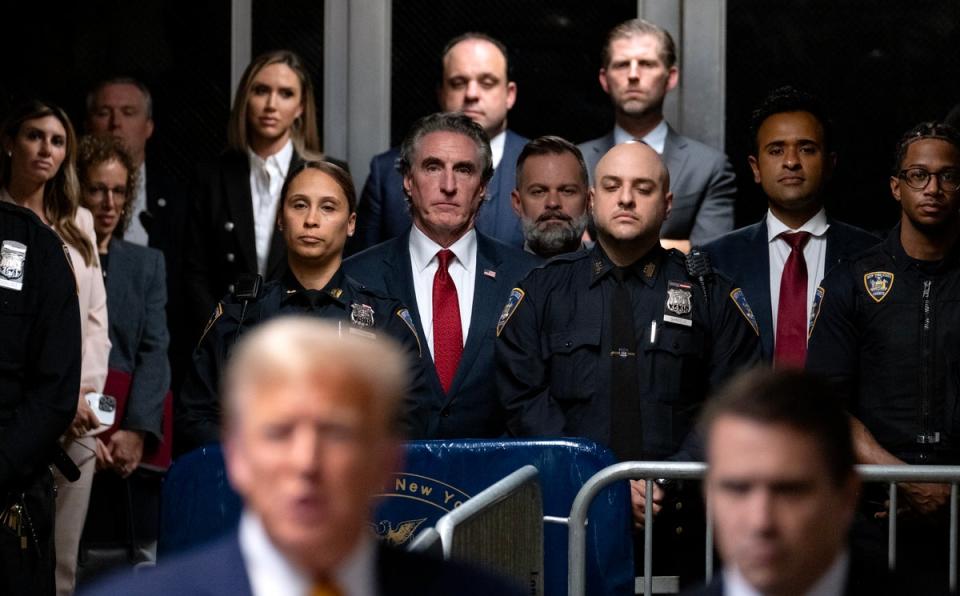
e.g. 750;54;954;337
863;271;894;303
808;286;825;339
729;288;759;336
395;308;422;358
198;302;224;346
496;288;525;337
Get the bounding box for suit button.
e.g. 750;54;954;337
675;501;683;511
228;284;235;293
226;253;235;263
224;221;235;232
675;526;683;535
564;341;572;348
157;198;167;207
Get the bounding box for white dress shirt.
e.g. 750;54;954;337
767;208;830;338
123;162;150;246
489;130;506;169
238;511;378;596
723;550;849;596
248;139;294;275
613;119;669;155
408;225;477;358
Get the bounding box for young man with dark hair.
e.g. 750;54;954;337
703;86;877;365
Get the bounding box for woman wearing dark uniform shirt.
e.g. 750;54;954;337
176;161;427;455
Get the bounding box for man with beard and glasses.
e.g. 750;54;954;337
512;136;590;258
807;122;960;595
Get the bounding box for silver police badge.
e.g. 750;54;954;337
0;240;27;291
863;271;894;303
350;303;375;328
664;280;693;327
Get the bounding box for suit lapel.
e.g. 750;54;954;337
222;152;258;271
662;126;690;187
744;220;775;358
444;234;501;401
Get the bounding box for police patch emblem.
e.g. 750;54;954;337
663;281;693;327
808;287;825;338
0;240;26;291
729;288;759;336
396;308;422;357
350;303;375;328
496;288;525;337
863;271;894;303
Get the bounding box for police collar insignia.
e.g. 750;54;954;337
496;288;525;337
593;258;605;276
0;240;27;291
730;288;759;336
863;271;894;303
643;262;656;279
350;303;375;328
663;281;693;327
329;288;343;299
808;287;825;338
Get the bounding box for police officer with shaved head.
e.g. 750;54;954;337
496;141;760;584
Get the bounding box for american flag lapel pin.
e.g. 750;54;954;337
483;269;497;279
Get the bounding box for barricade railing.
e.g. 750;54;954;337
567;462;960;596
411;464;544;595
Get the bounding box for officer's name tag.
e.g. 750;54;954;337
0;240;27;291
348;327;377;340
663;280;693;327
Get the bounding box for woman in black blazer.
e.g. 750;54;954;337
184;49;339;340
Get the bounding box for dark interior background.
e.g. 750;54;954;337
1;1;958;235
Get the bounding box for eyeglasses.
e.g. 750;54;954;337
85;184;128;200
898;168;960;192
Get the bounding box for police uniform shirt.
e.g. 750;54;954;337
495;243;761;461
177;267;425;453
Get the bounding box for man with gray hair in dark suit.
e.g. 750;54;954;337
579;18;737;252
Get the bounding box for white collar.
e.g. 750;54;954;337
613;119;669;155
238;510;378;596
723;550;849;596
489;130;507;169
247;138;294;176
766;207;830;243
409;224;477;274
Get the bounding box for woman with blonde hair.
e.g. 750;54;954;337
0;100;110;595
184;50;346;336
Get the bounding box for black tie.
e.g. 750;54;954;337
609;267;643;460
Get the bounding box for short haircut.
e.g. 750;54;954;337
602;18;677;69
397;112;493;184
77;134;140;234
515;135;589;190
86;77;153;119
699;368;855;486
892;121;960;175
440;32;512;81
222;317;409;436
749;85;835;154
281;158;357;214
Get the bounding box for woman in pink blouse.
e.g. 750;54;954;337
0;100;110;595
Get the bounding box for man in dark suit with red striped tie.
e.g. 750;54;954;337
345;112;539;439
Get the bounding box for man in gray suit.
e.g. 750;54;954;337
579;18;736;251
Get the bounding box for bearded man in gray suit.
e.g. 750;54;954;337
579;18;736;251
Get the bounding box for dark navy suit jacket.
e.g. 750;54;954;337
348;130;529;254
83;532;525;596
344;229;541;438
702;215;878;361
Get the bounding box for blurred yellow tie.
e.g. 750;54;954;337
309;579;343;596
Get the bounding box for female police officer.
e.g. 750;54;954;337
176;160;426;455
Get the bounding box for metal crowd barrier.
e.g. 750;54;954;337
567;462;960;596
409;464;544;595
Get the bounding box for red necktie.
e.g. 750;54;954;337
774;231;812;368
432;249;463;393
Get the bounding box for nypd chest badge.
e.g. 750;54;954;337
663;281;693;327
350;303;375;328
0;240;27;291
